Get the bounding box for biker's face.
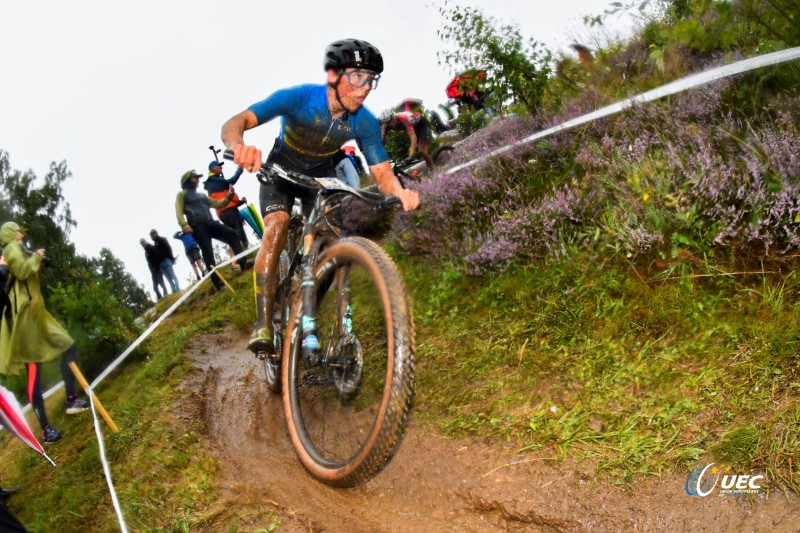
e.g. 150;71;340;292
330;68;374;112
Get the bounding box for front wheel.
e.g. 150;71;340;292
263;250;292;393
282;237;415;487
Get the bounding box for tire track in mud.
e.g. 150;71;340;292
178;332;800;532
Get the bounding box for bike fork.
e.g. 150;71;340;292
337;266;352;336
300;223;319;364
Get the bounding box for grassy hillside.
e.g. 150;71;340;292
2;2;799;530
402;251;799;489
388;0;800;493
396;0;798;480
0;271;255;531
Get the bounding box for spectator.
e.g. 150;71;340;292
0;222;89;444
570;43;594;64
175;170;251;291
0;486;19;501
149;229;180;294
445;69;489;111
0;495;26;533
140;238;167;299
204;160;249;250
0;484;24;532
173;230;206;281
342;145;365;175
332;147;361;189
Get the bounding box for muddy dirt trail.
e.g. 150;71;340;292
177;332;800;532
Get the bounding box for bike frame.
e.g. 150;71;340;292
261;163;398;367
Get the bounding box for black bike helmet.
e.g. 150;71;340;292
324;39;384;74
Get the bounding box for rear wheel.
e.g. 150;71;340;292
432;144;454;164
282;237;415;487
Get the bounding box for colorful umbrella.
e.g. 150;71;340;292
0;384;55;466
240;203;264;239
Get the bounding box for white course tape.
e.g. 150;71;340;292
90;244;258;388
3;43;798;523
447;46;800;174
87;387;129;533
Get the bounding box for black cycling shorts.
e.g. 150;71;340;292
259;145;336;217
258;170;319;217
414;115;432;143
186;245;201;263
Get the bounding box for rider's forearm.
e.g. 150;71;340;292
407;130;418;155
221;111;258;149
221;117;246;149
370;161;403;196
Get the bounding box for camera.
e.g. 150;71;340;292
23;245;52;269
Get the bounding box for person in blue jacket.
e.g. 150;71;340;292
173;230;206;281
204;160;249;250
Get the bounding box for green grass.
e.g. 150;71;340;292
1;249;798;531
398;249;799;488
0;266;256;532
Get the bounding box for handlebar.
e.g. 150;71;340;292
222;149;401;209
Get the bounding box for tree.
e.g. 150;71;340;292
0;151;77;297
596;0;800;48
92;248;151;316
437;4;553;115
0;149;147;387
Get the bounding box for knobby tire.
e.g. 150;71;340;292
263;250;292;393
282;237;415;487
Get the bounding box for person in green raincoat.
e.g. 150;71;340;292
0;221;90;443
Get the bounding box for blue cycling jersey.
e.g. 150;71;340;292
248;84;388;174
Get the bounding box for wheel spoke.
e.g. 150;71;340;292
284;238;414;486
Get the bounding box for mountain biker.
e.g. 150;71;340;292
221;38;420;356
445;69;489;111
381;99;436;170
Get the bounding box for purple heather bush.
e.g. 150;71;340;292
389;49;800;272
463;184;599;274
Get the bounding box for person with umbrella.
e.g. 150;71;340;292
1;381;57;533
0;222;90;443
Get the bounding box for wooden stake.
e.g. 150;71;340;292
211;266;235;292
67;362;119;432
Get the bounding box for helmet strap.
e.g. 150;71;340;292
329;72;355;118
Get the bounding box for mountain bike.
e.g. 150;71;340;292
391;144;456;186
226;153;415;487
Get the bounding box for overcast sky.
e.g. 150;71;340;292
1;0;640;297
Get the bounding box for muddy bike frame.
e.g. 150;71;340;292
257;162;399;364
224;150;416;487
222;150;398;356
